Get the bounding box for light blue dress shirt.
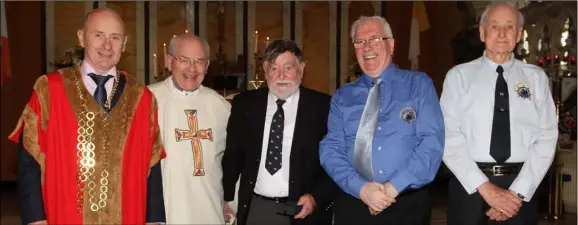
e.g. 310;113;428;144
319;63;445;199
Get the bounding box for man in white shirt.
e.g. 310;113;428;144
148;34;236;224
440;2;558;225
222;39;337;225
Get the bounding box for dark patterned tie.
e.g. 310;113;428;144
265;99;286;175
489;65;511;164
88;73;114;109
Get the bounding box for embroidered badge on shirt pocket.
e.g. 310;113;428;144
514;82;532;100
400;107;417;124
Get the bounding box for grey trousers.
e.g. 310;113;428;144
245;195;292;225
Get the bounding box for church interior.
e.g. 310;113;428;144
0;1;576;224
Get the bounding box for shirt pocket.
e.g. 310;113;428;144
511;97;541;143
384;101;417;137
511;95;539;124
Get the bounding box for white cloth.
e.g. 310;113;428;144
148;77;234;224
254;90;300;197
80;60;117;97
440;51;558;201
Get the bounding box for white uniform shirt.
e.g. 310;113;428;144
148;77;233;224
440;52;558;201
254;90;300;197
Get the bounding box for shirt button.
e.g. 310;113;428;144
379;170;383;174
378;146;382;151
249;181;253;185
499;92;504;96
378;126;382;131
243;204;247;208
499;108;505;112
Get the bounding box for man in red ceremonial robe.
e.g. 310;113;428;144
8;8;166;225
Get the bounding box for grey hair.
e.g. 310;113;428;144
350;16;394;41
167;34;211;59
479;2;525;30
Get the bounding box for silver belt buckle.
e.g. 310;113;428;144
492;165;505;176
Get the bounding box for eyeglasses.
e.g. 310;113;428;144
171;55;209;69
352;37;391;48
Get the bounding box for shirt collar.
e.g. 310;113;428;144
268;88;300;105
360;63;396;87
167;76;200;96
81;60;117;79
482;50;515;74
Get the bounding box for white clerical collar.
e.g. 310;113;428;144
167;76;200;96
80;60;117;78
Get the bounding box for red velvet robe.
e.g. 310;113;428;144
9;67;165;224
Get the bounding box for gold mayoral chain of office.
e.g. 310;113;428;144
71;68;119;213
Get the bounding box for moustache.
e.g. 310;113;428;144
274;80;297;85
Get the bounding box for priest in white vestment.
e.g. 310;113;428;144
148;34;237;224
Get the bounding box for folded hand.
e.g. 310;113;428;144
487;207;509;221
478;182;522;218
360;182;396;213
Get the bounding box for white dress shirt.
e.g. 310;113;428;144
254;89;300;197
80;61;117;98
440;51;558;201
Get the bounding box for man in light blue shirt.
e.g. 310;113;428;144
441;3;557;225
319;15;444;225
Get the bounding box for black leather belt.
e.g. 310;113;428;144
477;162;523;176
253;193;289;203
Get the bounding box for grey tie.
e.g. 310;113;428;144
354;78;381;181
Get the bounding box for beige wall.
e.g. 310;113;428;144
302;2;330;94
156;1;186;71
53;2;84;67
107;2;137;77
1;2;44;181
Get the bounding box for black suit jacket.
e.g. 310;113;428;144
17;75;165;225
222;87;338;225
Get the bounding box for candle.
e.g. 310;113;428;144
254;30;259;54
153;54;158;77
173;34;176;38
163;43;168;69
266;36;270;47
185;29;188;34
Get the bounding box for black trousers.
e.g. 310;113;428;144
334;188;431;225
246;195;292;225
447;174;538;225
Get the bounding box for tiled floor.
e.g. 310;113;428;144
1;180;576;225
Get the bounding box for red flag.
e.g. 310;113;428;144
1;1;12;86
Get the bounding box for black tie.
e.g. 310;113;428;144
489;66;511;164
88;73;114;110
265;99;286;175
